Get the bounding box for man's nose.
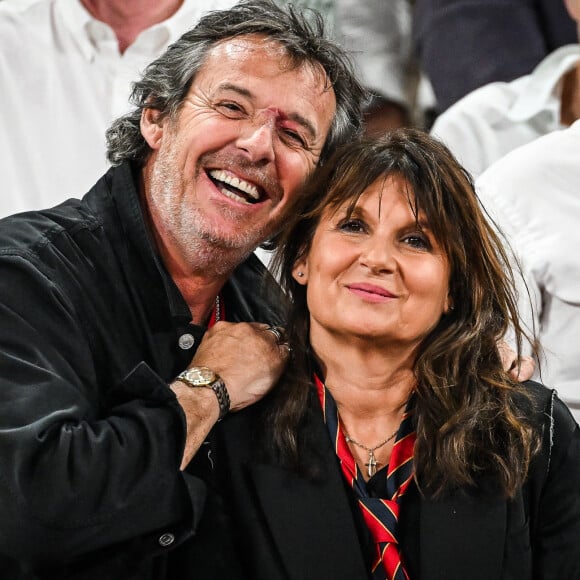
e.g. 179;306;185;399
236;111;276;163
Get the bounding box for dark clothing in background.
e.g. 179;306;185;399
414;0;577;113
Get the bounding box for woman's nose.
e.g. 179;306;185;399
359;237;396;273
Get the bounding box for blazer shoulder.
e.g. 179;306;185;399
523;380;578;486
523;380;577;432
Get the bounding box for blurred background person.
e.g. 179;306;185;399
430;0;580;178
0;0;237;218
281;0;423;134
413;0;577;117
334;0;418;134
476;120;580;423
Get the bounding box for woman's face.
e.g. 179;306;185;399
293;174;452;350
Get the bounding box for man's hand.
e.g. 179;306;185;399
189;321;290;411
498;340;535;381
170;321;290;468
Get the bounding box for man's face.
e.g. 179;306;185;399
141;34;337;274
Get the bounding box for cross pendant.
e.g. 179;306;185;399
366;451;378;477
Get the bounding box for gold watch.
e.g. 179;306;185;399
176;366;230;421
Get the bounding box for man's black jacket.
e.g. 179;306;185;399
0;162;284;579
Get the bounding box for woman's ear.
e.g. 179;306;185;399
140;107;165;150
444;293;454;315
292;257;309;284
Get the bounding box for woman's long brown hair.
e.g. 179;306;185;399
267;129;539;498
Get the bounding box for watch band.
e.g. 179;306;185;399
206;377;230;421
176;370;230;421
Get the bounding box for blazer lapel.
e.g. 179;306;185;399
419;489;507;580
244;408;369;580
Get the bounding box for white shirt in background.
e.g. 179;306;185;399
334;0;412;110
476;120;580;422
431;45;580;179
0;0;236;218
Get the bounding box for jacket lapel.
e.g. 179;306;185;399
419;489;507;580
243;407;369;580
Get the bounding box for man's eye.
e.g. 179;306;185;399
280;128;308;148
216;102;245;117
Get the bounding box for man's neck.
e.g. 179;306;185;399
80;0;184;53
170;270;229;325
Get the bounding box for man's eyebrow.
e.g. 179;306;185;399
218;82;253;99
217;82;318;139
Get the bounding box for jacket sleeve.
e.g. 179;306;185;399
531;390;580;578
0;252;205;566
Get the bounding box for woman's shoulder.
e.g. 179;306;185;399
521;380;577;433
521;380;579;485
520;381;580;566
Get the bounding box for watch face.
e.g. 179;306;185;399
185;366;216;385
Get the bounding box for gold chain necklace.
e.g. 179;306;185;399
344;428;399;477
214;294;221;322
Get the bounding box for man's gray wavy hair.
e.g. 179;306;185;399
105;0;366;168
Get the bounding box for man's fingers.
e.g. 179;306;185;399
509;356;536;382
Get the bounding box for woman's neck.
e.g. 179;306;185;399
312;331;417;479
313;334;416;424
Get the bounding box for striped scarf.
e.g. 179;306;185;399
314;375;416;580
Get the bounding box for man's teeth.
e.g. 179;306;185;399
221;188;251;204
209;170;260;202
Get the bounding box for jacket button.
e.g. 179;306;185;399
158;532;175;547
178;333;195;350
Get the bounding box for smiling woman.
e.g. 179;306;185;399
202;129;580;580
271;130;535;497
293;172;451;350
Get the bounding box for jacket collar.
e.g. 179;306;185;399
95;161;191;326
241;404;370;579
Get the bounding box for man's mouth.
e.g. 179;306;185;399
208;169;265;205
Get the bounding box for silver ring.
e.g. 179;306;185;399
265;325;285;344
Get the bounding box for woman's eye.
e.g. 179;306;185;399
404;234;430;249
337;219;366;233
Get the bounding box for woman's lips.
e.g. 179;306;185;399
346;283;396;302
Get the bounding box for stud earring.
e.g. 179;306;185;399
297;272;304;277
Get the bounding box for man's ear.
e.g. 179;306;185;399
140;107;165;150
292;257;309;284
